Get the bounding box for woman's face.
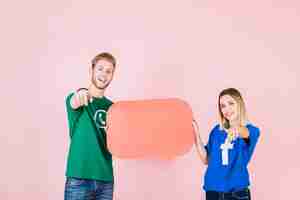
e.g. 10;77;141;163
219;95;239;122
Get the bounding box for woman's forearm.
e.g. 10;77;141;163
192;119;208;165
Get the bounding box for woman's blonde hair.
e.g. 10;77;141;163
218;88;249;130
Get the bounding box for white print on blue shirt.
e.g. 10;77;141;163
220;136;237;165
203;124;260;192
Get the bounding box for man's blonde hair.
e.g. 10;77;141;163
91;52;116;68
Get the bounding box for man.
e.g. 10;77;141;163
64;52;116;200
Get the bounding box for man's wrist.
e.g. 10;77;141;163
76;87;88;93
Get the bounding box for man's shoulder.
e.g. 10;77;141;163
103;96;114;105
65;92;75;102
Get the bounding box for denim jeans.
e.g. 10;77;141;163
64;177;114;200
206;188;251;200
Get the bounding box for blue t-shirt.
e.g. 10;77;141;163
203;123;260;192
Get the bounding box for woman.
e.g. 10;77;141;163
193;88;260;200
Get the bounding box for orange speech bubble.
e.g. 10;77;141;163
107;98;195;159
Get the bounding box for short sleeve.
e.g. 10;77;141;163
244;124;260;165
205;125;218;155
65;92;83;138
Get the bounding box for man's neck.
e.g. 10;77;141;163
88;84;105;98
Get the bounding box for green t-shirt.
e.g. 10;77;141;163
65;93;113;181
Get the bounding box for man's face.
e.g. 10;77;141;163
91;59;115;90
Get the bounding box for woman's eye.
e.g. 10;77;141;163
229;102;235;105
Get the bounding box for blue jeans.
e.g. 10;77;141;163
206;188;251;200
64;177;114;200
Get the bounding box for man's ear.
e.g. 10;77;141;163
88;66;93;81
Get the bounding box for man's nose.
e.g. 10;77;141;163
99;72;107;78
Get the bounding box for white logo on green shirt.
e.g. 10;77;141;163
94;109;107;129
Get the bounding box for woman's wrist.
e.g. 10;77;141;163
238;126;250;138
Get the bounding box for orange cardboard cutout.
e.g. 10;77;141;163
107;99;194;159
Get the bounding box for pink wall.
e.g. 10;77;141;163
1;1;299;199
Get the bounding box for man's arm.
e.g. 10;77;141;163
70;88;93;109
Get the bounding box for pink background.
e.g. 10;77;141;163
1;1;299;199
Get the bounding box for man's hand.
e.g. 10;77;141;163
70;89;93;109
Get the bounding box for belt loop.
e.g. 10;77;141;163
94;180;97;191
219;192;224;200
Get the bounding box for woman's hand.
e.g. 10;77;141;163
228;126;249;139
192;119;200;142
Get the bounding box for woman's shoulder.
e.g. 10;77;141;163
209;124;222;135
245;123;260;131
245;123;261;137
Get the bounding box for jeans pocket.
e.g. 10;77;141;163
232;189;250;200
66;177;86;187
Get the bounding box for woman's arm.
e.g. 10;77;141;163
192;119;208;165
241;125;261;164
